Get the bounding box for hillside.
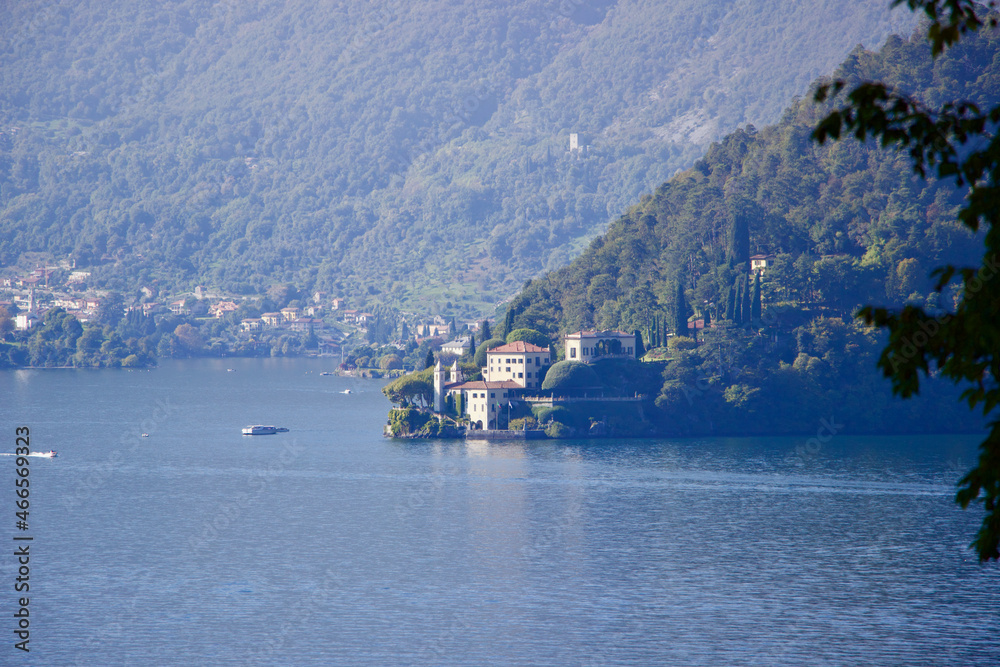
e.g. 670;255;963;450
0;0;915;316
497;24;998;435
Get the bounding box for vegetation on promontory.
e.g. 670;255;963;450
495;24;998;436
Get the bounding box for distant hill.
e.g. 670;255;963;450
0;0;915;316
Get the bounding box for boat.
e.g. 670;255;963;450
341;389;352;394
242;425;288;435
320;371;335;376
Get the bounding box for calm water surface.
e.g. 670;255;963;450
1;358;997;665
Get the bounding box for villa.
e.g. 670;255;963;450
564;330;636;362
434;341;552;429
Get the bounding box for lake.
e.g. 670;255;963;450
1;357;997;665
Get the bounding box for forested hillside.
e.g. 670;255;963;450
0;0;914;315
498;25;998;434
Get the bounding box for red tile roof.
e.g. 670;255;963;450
447;380;522;390
487;341;549;353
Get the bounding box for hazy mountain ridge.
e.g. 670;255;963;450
0;0;915;316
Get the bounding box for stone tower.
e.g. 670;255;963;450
433;359;446;413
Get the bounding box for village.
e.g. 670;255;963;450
0;259;508;371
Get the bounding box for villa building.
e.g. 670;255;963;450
750;254;776;274
441;337;473;357
564;330;636;362
431;341;552;429
261;312;283;327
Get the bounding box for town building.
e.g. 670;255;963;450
210;301;239;318
240;318;263;332
440;337;473;357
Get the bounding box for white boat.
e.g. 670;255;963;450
242;425;288;435
341;389;352;394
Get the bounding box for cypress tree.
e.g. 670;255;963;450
742;273;752;327
727;199;752;269
752;271;762;322
726;284;737;321
634;329;645;358
425;349;434;369
481;320;491;341
502;308;515;339
673;280;689;337
734;279;744;324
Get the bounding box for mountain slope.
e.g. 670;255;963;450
497;24;998;434
0;0;915;315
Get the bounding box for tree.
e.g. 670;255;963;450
634;329;645;358
726;284;737;321
174;324;204;355
382;374;433;407
727;197;754;268
673;279;689;337
812;0;1000;561
480;320;491;342
0;306;12;339
501;307;516;340
741;273;752;327
96;292;125;328
752;271;763;322
424;348;434;369
505;328;550;348
474;338;505;367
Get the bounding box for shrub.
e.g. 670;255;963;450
540;360;601;392
509;416;539;430
545;422;572;439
